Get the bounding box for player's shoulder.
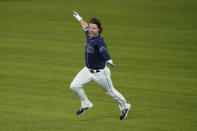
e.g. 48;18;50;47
97;35;105;42
99;36;106;44
95;36;106;47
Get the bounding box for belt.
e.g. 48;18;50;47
89;69;100;73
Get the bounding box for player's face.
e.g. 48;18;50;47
88;23;99;38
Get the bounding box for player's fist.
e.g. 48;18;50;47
73;11;82;21
107;59;115;67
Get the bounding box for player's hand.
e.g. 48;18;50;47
107;60;115;67
73;11;82;21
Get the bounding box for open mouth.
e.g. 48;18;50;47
90;32;95;37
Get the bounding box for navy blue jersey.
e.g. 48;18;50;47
84;27;111;70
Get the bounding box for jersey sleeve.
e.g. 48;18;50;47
84;26;89;37
98;39;111;61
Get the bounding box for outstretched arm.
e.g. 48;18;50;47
73;11;88;30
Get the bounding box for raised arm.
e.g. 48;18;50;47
73;11;88;30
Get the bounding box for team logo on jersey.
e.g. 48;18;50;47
86;44;94;53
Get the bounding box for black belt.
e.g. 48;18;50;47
89;69;100;73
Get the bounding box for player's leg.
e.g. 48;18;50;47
70;67;93;109
93;66;131;120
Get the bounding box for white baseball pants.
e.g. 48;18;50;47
70;66;128;111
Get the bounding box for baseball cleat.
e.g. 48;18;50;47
76;103;93;116
76;107;89;115
120;104;131;120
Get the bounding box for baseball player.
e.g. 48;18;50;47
70;11;131;120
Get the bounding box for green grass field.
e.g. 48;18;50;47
0;0;197;130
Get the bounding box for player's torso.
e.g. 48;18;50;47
86;38;99;54
85;36;105;69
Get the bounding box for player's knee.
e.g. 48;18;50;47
70;82;80;91
70;82;76;90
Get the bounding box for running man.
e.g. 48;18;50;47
70;11;131;120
